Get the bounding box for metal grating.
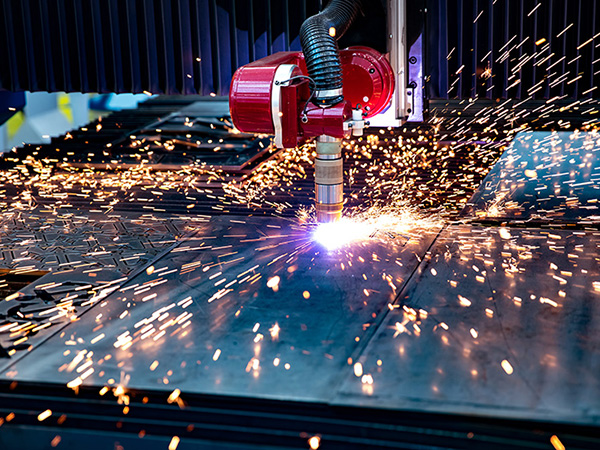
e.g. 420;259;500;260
0;0;320;96
426;0;600;100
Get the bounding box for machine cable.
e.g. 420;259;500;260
299;0;364;107
274;75;324;123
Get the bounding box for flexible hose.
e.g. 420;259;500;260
299;0;363;106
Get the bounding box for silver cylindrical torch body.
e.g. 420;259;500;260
315;135;343;222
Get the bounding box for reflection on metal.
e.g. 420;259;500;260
1;280;99;356
0;209;206;363
0;98;599;447
464;131;600;224
386;1;423;123
315;136;343;222
4;215;440;401
0;269;47;300
338;224;600;425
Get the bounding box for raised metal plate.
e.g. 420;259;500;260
463;131;600;224
335;224;600;425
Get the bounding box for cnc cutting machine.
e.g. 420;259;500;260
1;1;600;450
229;44;394;221
228;1;398;222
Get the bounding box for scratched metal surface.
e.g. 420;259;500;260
334;224;600;425
0;215;441;402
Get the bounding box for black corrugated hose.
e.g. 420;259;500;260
299;0;363;106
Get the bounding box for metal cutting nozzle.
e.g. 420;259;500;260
315;136;343;223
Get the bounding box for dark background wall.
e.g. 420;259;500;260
2;0;598;100
426;0;600;100
0;0;322;95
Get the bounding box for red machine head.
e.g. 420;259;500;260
229;47;394;148
339;46;395;118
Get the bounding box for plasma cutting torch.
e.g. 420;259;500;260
229;0;394;223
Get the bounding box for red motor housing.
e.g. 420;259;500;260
229;47;394;148
229;52;306;136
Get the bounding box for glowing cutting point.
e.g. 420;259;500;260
312;218;372;250
312;208;442;250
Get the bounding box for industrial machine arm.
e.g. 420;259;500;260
229;0;395;223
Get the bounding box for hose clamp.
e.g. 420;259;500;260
314;88;343;99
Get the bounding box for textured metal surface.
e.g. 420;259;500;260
0;209;209;361
0;210;197;274
335;224;600;424
70;114;273;172
1;215;441;402
2;100;599;446
1;97;501;220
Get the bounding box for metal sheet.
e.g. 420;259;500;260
334;224;600;425
0;209;209;367
464;131;600;223
1;216;440;403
